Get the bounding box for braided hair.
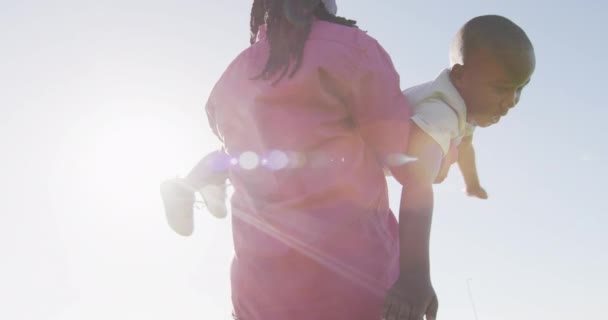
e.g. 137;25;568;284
250;0;357;83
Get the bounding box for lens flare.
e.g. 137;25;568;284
265;150;289;171
385;153;418;167
287;152;307;169
239;151;260;170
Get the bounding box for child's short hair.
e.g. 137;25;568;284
450;15;534;68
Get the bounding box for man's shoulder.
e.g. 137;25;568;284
309;20;381;52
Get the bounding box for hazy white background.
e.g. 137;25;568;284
1;1;606;319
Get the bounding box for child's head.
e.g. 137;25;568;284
449;15;536;127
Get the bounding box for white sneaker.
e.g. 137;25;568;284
160;178;196;236
199;183;228;219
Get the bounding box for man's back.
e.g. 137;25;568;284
206;20;408;257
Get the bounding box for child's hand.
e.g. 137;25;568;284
466;185;488;199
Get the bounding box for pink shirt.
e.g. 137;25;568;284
206;20;410;320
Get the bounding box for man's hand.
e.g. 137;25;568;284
382;275;439;320
466;185;488;199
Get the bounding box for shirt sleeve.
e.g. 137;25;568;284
205;91;226;145
463;122;476;137
348;39;411;173
410;101;459;155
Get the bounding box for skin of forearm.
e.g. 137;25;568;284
391;124;442;279
458;142;481;188
398;183;434;278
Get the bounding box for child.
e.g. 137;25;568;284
382;14;535;320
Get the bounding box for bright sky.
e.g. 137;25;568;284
1;1;606;319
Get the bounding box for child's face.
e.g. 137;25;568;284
453;47;536;127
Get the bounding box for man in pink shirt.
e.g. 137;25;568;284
162;2;537;319
161;1;428;319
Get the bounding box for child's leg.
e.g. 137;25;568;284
185;150;230;188
160;178;196;236
160;150;230;236
200;182;228;219
185;150;230;219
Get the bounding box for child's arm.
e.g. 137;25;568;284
457;134;488;199
383;124;441;320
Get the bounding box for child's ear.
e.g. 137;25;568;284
450;64;465;88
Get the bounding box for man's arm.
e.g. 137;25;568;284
383;123;442;320
457;135;488;199
393;124;442;277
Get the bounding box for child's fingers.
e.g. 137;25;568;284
465;187;488;199
477;188;488;199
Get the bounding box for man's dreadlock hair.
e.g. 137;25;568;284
250;0;357;83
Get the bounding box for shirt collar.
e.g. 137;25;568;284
436;69;475;130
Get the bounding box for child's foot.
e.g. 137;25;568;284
160;178;196;236
200;183;228;219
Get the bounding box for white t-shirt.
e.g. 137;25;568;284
406;69;475;155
